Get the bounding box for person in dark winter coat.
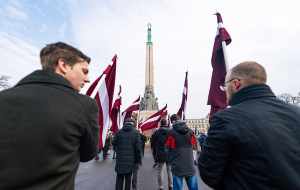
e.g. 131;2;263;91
112;118;141;190
140;131;147;157
102;134;111;159
150;132;158;167
165;114;198;190
198;61;300;190
198;132;206;149
152;119;173;190
112;134;117;159
0;42;100;190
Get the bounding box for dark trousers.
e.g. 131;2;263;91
141;145;145;156
103;151;108;159
115;173;132;190
132;163;139;189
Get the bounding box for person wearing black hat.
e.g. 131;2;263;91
112;118;142;190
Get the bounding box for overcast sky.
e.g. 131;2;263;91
1;0;299;119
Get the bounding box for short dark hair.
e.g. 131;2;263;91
230;61;266;86
40;42;91;71
170;114;180;123
160;119;167;126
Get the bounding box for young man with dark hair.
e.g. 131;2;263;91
0;42;100;190
165;114;198;190
199;61;300;189
152;119;173;190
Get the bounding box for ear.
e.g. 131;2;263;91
234;79;242;91
57;59;69;74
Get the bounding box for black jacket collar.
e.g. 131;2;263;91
231;84;276;106
16;70;75;90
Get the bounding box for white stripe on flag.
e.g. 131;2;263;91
121;111;126;128
183;86;187;95
117;110;120;129
215;22;224;36
98;80;110;147
141;115;160;127
131;101;139;106
184;99;187;117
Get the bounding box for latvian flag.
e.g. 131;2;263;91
138;118;143;129
177;71;188;120
86;55;117;149
110;85;122;135
122;96;140;126
207;12;231;122
141;104;167;131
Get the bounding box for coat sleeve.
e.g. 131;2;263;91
79;99;100;162
165;131;173;162
135;132;142;164
198;114;229;189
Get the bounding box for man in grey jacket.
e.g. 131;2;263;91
0;42;100;190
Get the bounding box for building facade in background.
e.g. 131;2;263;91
186;114;210;135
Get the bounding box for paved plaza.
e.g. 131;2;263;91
75;147;212;190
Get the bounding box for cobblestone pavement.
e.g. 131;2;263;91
75;147;212;190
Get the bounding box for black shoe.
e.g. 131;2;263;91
194;160;198;165
153;163;157;167
169;187;173;190
112;157;116;159
95;156;99;160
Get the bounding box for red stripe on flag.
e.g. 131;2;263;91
207;12;231;122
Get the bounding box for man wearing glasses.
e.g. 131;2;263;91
198;61;300;189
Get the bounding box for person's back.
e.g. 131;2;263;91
153;120;173;190
166;120;196;177
112;119;141;190
166;114;198;190
206;85;300;189
199;61;300;189
0;42;100;190
153;126;169;163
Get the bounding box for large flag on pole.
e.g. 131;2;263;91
110;85;122;135
86;55;117;149
207;12;231;122
122;96;140;126
177;71;188;120
141;104;167;131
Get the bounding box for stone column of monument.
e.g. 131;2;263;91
139;23;160;137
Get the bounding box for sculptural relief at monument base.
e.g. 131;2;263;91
140;85;159;111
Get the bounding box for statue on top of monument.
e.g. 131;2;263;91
147;23;152;42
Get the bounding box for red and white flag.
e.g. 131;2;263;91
110;85;122;135
177;71;188;120
122;96;140;126
86;55;117;149
167;114;171;129
138;118;143;129
207;12;231;122
141;104;167;131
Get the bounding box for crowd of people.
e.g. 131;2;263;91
1;42;300;190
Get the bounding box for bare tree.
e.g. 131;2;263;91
277;93;300;106
0;75;10;91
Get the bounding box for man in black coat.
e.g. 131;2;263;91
198;61;300;189
112;118;141;190
151;119;173;190
0;42;100;190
